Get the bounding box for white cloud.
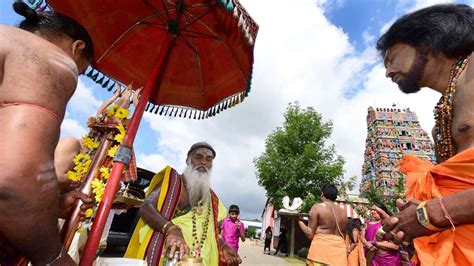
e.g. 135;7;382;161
362;30;376;47
60;112;88;138
67;79;101;117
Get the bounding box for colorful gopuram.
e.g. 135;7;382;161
360;107;436;196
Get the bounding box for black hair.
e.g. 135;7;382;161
229;205;240;214
321;184;338;201
347;218;362;244
374;202;392;217
377;4;473;58
13;1;94;61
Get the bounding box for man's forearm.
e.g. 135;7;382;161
139;202;170;233
426;188;474;228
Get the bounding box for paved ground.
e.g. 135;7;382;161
239;239;292;266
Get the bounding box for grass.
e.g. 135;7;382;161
283;255;306;265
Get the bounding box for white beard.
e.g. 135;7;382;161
183;164;211;207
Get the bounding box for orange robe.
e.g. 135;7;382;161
347;240;365;266
307;234;348;266
400;147;474;266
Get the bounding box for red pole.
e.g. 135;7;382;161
80;32;176;265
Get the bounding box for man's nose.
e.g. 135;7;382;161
385;65;396;78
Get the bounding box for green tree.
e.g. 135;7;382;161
254;102;345;213
363;176;405;215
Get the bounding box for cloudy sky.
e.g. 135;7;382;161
2;0;472;219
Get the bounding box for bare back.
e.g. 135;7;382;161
0;25;79;187
308;201;347;238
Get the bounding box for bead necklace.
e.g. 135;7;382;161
191;200;210;257
433;55;470;161
183;177;211;257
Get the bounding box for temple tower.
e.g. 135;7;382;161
360;107;436;196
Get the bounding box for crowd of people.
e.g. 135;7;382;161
0;0;472;265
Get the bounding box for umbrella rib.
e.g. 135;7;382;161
142;0;167;25
180;29;220;40
189;18;247;85
177;36;199;54
181;3;217;31
161;0;171;18
186;28;207;111
97;14;168;63
140;21;168;29
181;9;207;110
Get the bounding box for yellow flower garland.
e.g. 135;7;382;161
66;102;131;232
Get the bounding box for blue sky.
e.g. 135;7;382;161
1;0;472;219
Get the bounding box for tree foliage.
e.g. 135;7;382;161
254;103;345;212
363;176;406;215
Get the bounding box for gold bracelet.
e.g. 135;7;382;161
162;221;172;234
165;224;181;235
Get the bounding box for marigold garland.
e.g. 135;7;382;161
66;102;131;232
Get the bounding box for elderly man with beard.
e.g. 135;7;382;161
374;4;474;265
125;142;241;265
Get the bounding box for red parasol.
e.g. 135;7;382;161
46;0;258;264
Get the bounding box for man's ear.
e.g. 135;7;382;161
71;40;86;58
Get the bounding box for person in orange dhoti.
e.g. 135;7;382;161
297;184;348;266
374;3;474;266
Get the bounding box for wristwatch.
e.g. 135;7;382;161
416;201;446;231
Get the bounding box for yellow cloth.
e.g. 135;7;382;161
160;194;226;266
124;165;227;266
307;234;348;266
124;166;174;259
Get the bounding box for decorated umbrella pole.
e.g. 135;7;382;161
46;0;258;264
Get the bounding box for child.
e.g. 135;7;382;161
221;205;246;253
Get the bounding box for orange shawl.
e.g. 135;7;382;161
400;147;474;266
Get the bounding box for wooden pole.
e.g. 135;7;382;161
290;217;295;257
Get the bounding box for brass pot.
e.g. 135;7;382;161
177;256;203;266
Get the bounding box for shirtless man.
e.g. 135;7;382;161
0;2;93;264
297;184;347;265
374;4;474;265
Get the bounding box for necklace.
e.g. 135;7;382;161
183;177;211;257
433;55;470;161
191;200;210;257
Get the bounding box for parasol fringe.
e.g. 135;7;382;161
102;79;110;88
86;68;94;78
184;109;189;118
145;102;151;112
91;72;99;81
179;108;184;117
108;82;116;92
173;108;179;117
155;105;161;114
96;75;104;85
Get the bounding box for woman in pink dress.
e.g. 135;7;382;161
362;204;401;266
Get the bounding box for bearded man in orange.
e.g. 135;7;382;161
375;4;474;266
